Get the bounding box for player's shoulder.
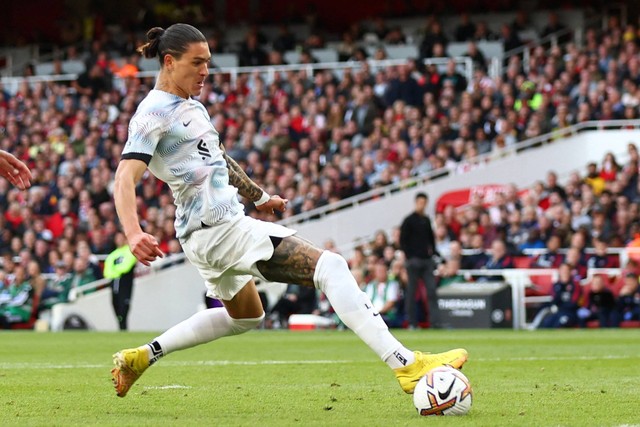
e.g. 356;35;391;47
134;90;183;116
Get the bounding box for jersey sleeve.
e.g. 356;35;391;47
121;112;165;164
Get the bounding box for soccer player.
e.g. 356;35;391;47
111;23;467;398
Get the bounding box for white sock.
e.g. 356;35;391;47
313;251;415;369
145;308;264;363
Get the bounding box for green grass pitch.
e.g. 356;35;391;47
1;329;639;426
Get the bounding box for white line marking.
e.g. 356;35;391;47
143;385;192;390
0;354;637;370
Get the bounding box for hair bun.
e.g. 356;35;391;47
147;27;165;41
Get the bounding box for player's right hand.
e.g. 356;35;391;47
128;232;164;266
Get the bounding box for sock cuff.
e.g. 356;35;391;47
229;312;265;323
147;341;163;365
228;312;265;334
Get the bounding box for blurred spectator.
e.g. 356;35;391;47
0;265;36;328
454;13;476;42
577;274;616;328
587;238;618;268
499;24;522;53
440;59;468;93
363;261;402;327
541;11;570;44
40;261;73;309
612;272;640;325
238;33;267;67
384;65;422;107
473;21;498;41
437;258;464;287
600;152;620;182
461;233;488;269
584;162;606;195
72;62;113;100
267;284;318;329
419;20;448;60
272;24;297;52
65;257;99;298
539;262;581;328
477;239;514;281
337;31;357;62
463;41;487;71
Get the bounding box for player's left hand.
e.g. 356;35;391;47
256;195;288;214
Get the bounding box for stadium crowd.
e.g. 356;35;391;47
2;9;640;328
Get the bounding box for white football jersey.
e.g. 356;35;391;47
122;90;243;241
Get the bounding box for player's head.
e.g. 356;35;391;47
139;23;210;98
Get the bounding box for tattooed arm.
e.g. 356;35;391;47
222;149;288;213
223;151;264;202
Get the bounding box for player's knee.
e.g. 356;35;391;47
229;312;265;335
313;250;349;291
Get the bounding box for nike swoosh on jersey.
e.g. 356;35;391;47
183;120;192;126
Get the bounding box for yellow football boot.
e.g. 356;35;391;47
394;348;468;394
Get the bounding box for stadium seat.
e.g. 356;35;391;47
383;45;419;60
138;57;160;71
35;62;55;75
527;273;554;296
211;53;239;69
513;256;532;269
63;59;86;74
620;320;640;328
446;41;504;60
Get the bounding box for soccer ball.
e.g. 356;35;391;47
413;366;473;416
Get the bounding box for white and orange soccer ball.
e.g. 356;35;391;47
413;366;473;416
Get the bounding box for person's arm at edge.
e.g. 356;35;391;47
0;150;32;190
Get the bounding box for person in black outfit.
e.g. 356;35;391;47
399;192;440;329
612;273;640;326
577;275;616;328
540;263;581;328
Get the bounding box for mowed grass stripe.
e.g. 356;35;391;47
1;353;639;370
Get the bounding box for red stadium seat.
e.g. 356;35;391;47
620;321;640;328
527;274;554;296
513;256;532;269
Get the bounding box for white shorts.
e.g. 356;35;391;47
181;211;296;301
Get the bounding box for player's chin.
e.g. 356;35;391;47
191;84;204;96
